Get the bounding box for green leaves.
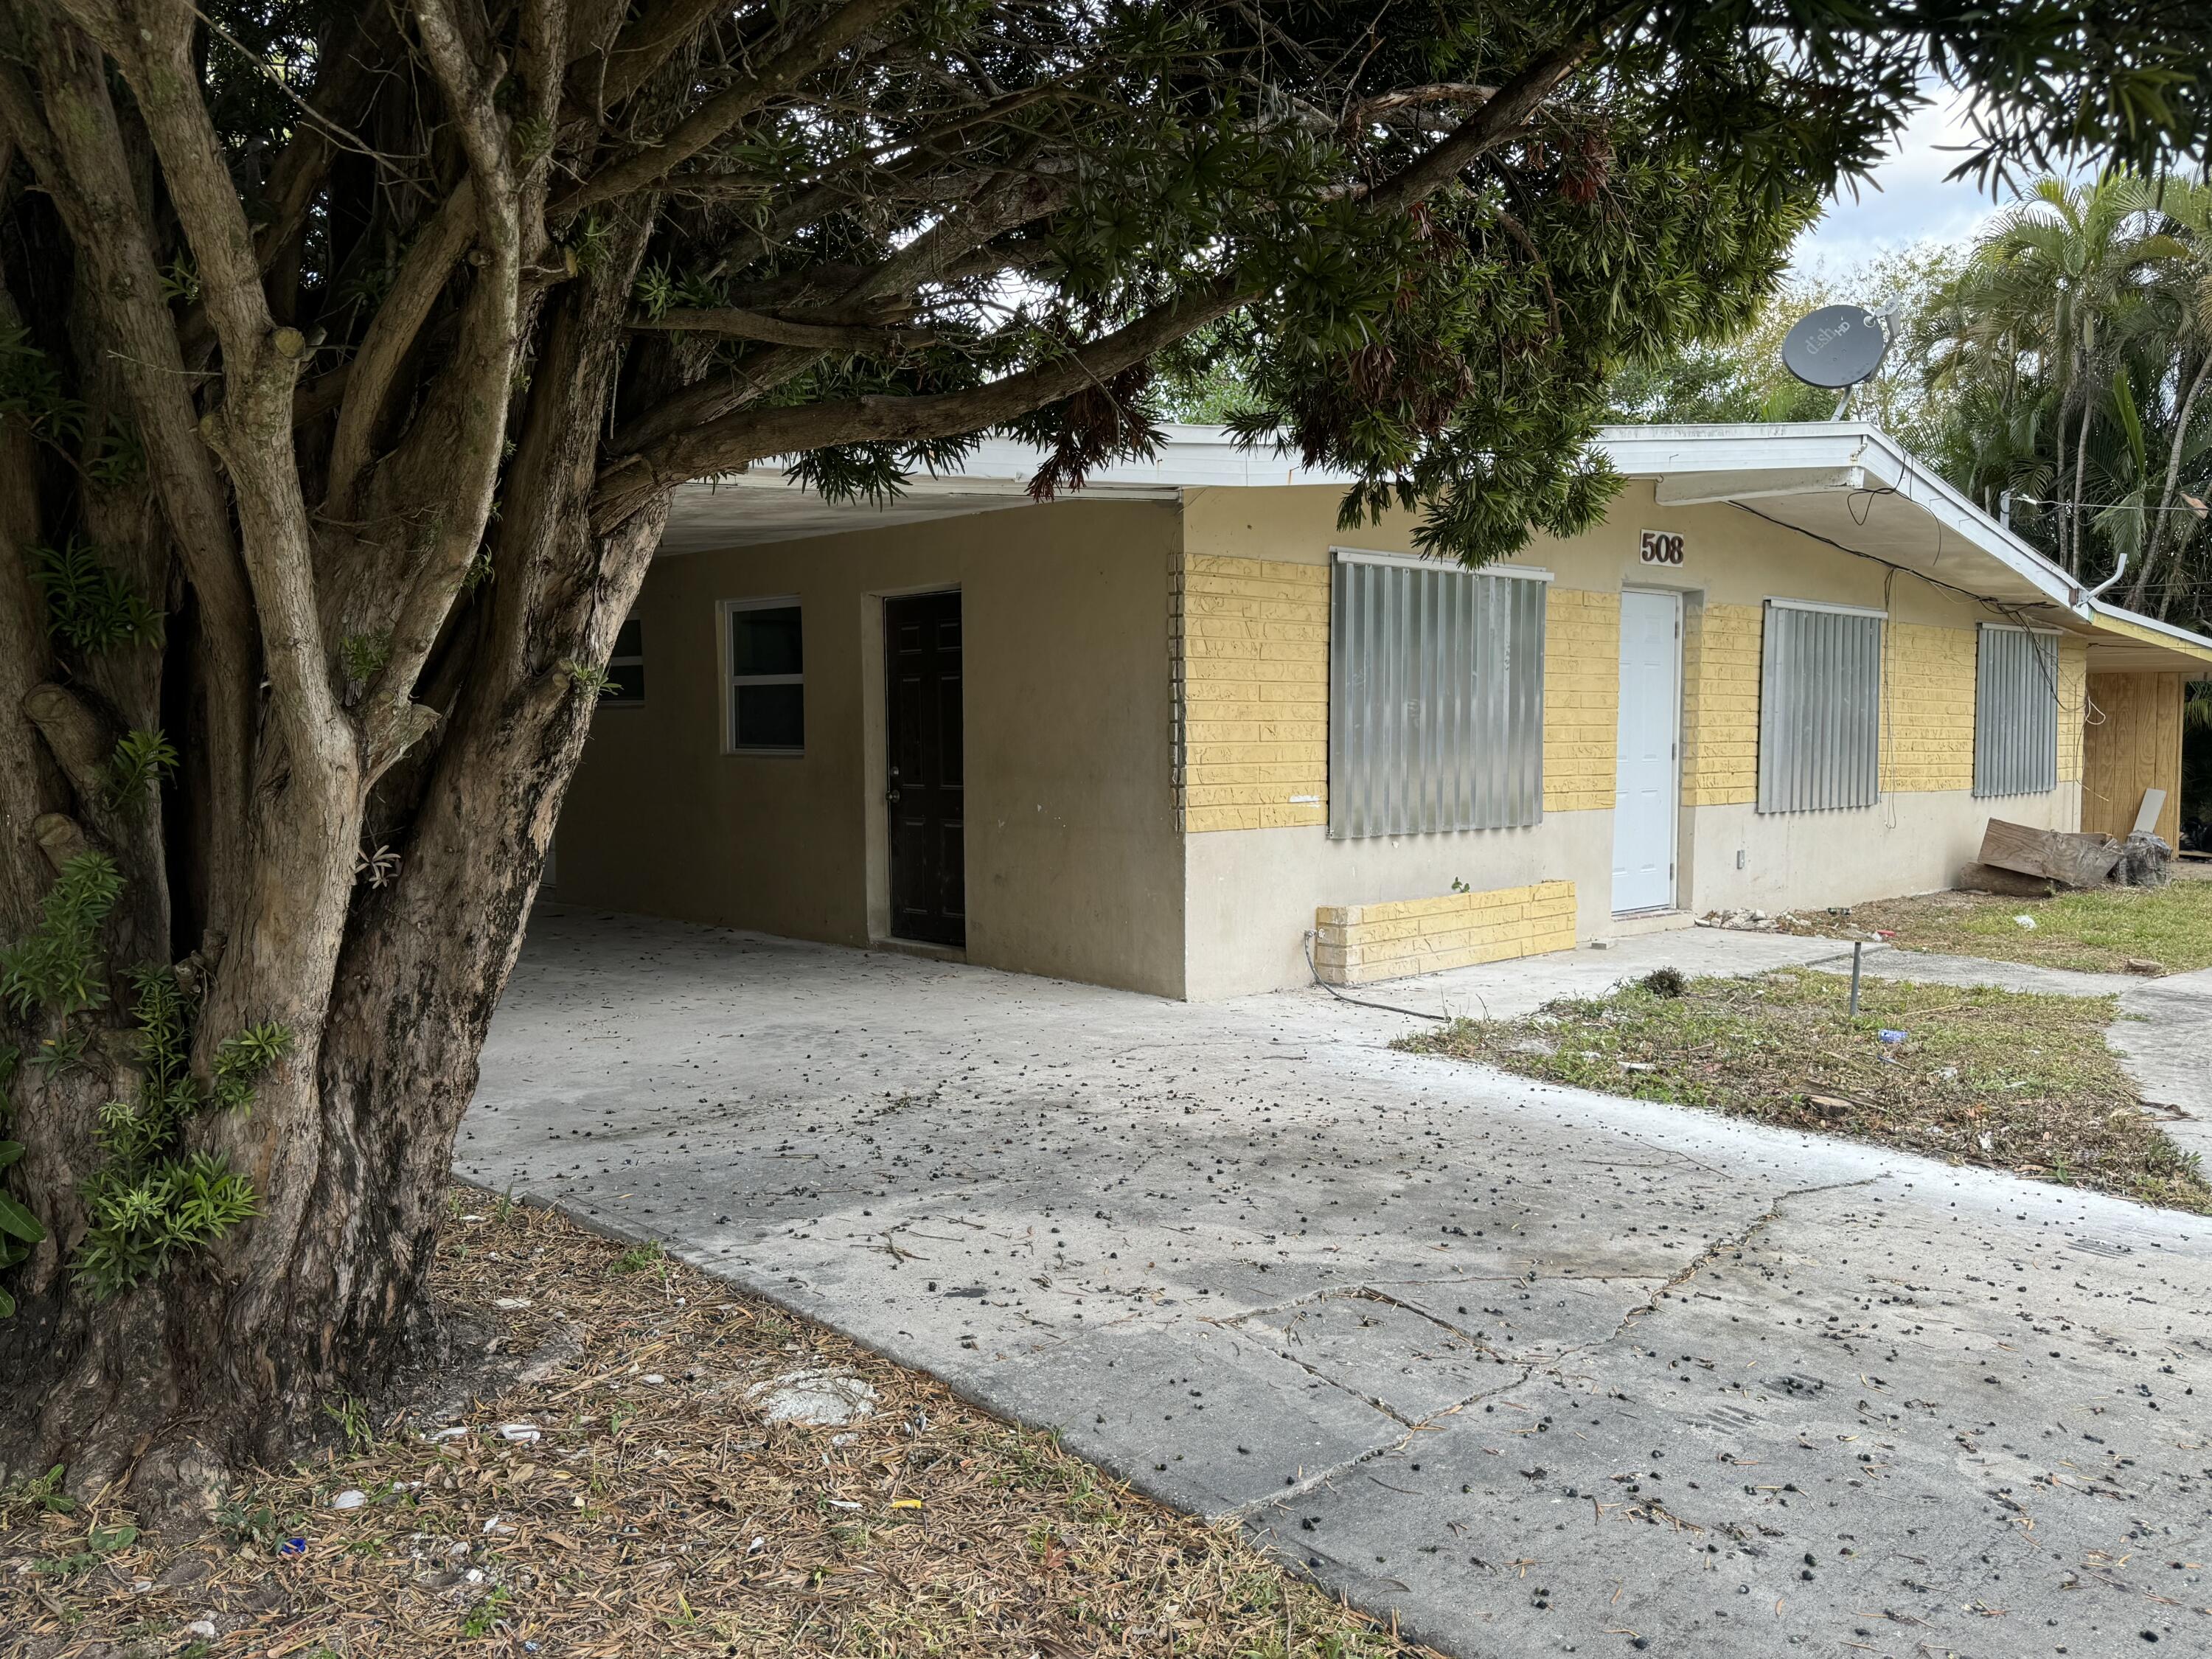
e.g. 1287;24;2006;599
0;1141;41;1318
340;630;393;684
0;1192;41;1244
0;852;122;1026
77;1150;260;1301
27;538;162;655
70;969;288;1295
103;729;179;818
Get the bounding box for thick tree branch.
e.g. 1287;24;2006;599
1348;83;1500;125
0;20;257;925
325;181;479;518
628;306;936;350
608;343;827;455
594;275;1248;528
1362;32;1603;213
84;0;348;775
581;0;730;111
362;0;532;730
557;0;910;217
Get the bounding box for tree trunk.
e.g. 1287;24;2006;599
0;519;666;1526
2126;349;2211;612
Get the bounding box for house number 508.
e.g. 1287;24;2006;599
1638;529;1686;566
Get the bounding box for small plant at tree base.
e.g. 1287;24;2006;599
73;966;291;1299
215;1494;306;1551
324;1394;374;1453
0;1464;75;1520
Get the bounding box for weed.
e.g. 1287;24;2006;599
461;1585;512;1637
324;1394;374;1453
1;1464;74;1520
610;1242;664;1276
216;1495;305;1551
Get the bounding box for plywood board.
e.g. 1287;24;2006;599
2081;672;2184;846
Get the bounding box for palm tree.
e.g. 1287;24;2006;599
2124;180;2212;613
1922;175;2185;577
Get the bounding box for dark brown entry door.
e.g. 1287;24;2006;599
885;591;964;945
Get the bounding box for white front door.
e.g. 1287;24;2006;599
1611;590;1682;914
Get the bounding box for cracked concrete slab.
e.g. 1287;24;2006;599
467;908;2212;1658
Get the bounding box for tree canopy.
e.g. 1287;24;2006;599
2;0;2211;1517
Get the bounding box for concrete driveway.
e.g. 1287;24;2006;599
466;908;2212;1658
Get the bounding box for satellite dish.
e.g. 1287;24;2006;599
1781;305;1891;389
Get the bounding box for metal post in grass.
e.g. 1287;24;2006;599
1848;940;1863;1018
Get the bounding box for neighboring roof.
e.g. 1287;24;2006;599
661;419;2212;674
2083;599;2212;673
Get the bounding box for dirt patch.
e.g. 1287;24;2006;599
1397;967;2211;1214
1;1194;1433;1659
1767;879;2212;975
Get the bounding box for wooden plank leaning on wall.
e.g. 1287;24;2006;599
2081;672;2185;845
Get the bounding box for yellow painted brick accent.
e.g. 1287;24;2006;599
1681;602;1761;807
2058;636;2088;783
1180;554;1330;832
1543;588;1618;813
1312;881;1577;985
1879;623;1978;793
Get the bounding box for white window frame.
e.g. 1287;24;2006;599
1764;597;1888;620
718;595;804;757
602;616;646;706
1332;546;1556;584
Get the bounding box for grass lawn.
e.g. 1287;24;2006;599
1780;872;2212;975
1;1196;1430;1659
1397;967;2210;1214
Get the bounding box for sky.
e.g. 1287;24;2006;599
1789;90;2018;276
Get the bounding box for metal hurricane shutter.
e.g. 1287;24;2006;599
1974;625;2059;798
1329;556;1546;839
1759;602;1882;814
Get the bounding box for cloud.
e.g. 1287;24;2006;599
1790;91;2014;276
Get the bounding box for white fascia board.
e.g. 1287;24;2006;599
731;422;1357;494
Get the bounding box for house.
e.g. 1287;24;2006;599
549;422;2212;1000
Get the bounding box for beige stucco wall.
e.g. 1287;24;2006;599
552;498;1187;997
1178;479;2084;998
